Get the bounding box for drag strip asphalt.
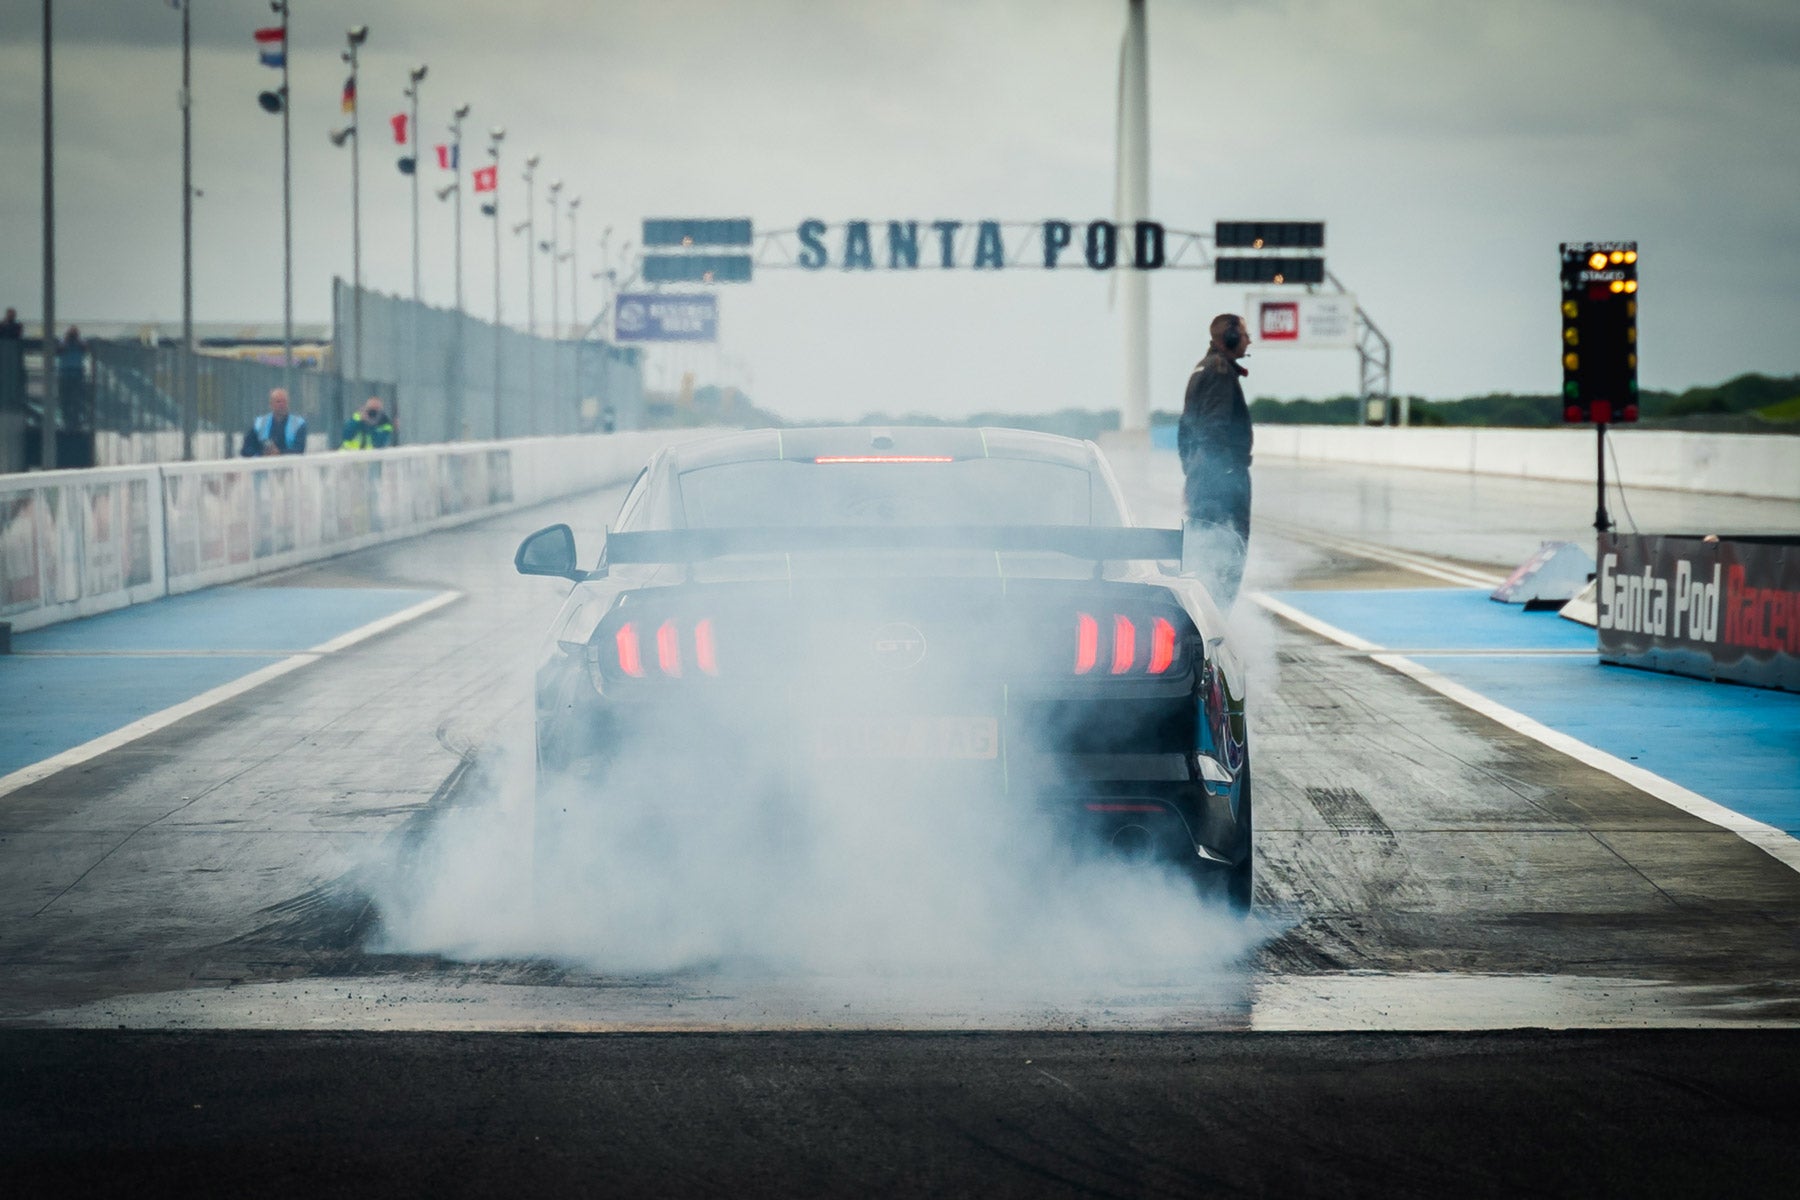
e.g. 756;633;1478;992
0;587;460;799
7;1029;1800;1199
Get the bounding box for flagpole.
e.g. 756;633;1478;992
40;0;56;471
521;154;538;419
449;103;469;437
568;197;580;343
179;0;194;461
279;2;293;402
405;65;425;304
487;128;504;438
548;180;562;344
343;26;367;388
547;178;561;437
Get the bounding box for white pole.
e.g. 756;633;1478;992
1118;0;1151;434
179;0;194;460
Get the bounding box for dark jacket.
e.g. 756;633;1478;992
1177;351;1253;474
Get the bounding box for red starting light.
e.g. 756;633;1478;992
1565;405;1583;423
1622;404;1639;422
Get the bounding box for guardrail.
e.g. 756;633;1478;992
0;432;684;633
1245;426;1799;503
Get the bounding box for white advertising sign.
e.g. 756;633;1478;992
1244;292;1357;349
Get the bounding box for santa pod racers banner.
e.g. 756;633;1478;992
1597;533;1800;692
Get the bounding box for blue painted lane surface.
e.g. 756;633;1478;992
0;587;441;780
1272;587;1598;653
19;586;442;654
1269;587;1800;837
1410;653;1800;835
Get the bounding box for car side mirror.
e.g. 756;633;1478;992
515;523;583;581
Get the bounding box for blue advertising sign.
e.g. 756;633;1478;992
613;293;718;342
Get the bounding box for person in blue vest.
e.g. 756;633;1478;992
241;387;308;457
339;396;396;450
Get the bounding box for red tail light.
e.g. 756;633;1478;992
812;455;954;464
1072;612;1185;677
656;620;682;677
615;623;645;677
1149;617;1176;674
613;616;721;679
1074;612;1098;675
1110;615;1136;675
694;618;719;676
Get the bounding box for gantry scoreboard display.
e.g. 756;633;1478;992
1560;241;1639;424
1215;220;1325;286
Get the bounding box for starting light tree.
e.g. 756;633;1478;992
1560;242;1639;425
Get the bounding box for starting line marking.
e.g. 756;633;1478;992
0;590;462;803
1249;591;1800;876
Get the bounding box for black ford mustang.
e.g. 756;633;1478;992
515;426;1253;908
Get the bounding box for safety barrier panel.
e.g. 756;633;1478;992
1598;533;1799;692
0;431;686;633
1244;426;1798;502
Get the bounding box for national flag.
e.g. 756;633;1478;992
435;143;459;171
390;113;409;145
472;165;497;193
341;77;357;114
253;27;285;44
259;49;285;69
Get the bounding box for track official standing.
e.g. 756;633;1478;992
1178;312;1255;605
242;387;308;457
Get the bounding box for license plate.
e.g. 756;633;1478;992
813;715;1000;761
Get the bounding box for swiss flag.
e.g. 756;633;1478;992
472;165;497;193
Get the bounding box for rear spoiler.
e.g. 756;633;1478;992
604;524;1184;564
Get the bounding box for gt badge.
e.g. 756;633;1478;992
870;622;927;671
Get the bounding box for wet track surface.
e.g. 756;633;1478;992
4;446;1798;1193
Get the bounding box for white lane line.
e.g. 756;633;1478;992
10;650;322;658
1370;653;1800;875
1249;590;1800;875
1250;593;1382;653
0;590;462;803
1261;519;1507;588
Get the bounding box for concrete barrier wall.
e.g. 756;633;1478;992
0;431;684;633
1251;426;1798;503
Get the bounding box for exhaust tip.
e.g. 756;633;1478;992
1109;823;1155;864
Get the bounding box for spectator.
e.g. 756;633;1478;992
241;386;308;456
0;308;21;340
339;396;396;450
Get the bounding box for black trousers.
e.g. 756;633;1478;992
1182;464;1251;605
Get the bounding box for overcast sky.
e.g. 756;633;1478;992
1;0;1796;420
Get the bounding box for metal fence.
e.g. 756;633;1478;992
332;280;646;444
3;289;646;475
0;341;23;474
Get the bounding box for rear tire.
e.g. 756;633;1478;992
1224;766;1253;913
1188;767;1253;913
